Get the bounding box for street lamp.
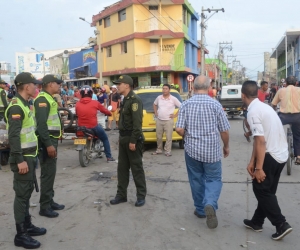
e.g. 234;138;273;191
79;17;103;85
31;48;45;76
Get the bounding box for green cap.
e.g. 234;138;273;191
113;75;133;86
14;72;42;86
0;79;7;85
42;74;63;84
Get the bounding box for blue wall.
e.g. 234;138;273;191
69;48;97;79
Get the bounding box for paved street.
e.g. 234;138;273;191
0;118;299;250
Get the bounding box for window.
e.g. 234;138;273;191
182;7;187;25
150;39;159;43
106;46;112;57
104;16;110;28
118;9;126;22
137;92;182;112
121;42;127;54
227;89;238;95
99;19;102;26
149;6;158;10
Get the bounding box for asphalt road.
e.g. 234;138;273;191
0;118;299;250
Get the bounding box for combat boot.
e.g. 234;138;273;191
25;216;47;236
14;223;41;249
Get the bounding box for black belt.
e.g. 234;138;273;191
119;130;133;136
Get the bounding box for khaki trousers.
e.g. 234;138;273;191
156;118;174;153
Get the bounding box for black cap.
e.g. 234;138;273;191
14;72;42;86
113;75;133;86
42;74;63;84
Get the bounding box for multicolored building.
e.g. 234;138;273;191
92;0;199;92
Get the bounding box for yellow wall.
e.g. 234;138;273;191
95;3;184;73
162;5;182;20
99;6;134;43
134;39;151;55
132;4;152;21
103;40;135;72
161;38;181;50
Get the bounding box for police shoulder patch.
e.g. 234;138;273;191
39;103;47;107
132;103;138;112
12;114;21;120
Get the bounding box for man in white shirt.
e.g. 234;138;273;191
241;81;292;241
153;84;181;156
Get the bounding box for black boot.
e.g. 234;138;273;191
14;223;41;249
25;216;47;236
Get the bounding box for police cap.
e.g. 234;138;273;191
14;72;42;86
113;75;133;86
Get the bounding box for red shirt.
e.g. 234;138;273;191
74;92;81;99
257;89;268;102
76;97;111;128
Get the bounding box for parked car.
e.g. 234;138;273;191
219;85;243;118
134;87;184;149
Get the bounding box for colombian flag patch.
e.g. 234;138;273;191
12;114;21;120
39;103;47;107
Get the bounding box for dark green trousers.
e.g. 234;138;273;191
39;138;58;210
117;136;147;199
11;156;36;224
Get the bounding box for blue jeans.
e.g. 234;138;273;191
185;152;222;216
91;125;112;159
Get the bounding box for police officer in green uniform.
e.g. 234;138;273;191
110;75;147;207
34;74;64;218
0;79;9;120
6;72;46;249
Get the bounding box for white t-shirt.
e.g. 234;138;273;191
247;98;288;163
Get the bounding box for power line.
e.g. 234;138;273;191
135;0;181;37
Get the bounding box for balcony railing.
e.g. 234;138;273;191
135;16;182;33
135;52;184;69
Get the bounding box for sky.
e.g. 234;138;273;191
0;0;299;80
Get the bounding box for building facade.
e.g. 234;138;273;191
263;52;277;83
65;48;99;87
92;0;199;92
270;30;300;83
15;47;83;79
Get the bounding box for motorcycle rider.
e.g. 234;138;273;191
75;85;116;162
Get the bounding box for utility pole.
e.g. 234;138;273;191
200;7;225;76
232;60;240;84
226;55;236;84
218;41;232;87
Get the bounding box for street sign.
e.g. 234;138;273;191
187;74;194;82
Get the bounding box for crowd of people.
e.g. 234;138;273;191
0;72;297;249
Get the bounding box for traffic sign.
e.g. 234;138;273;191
187;74;194;82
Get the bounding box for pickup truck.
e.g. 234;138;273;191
219;85;243;118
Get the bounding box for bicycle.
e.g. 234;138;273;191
286;125;294;175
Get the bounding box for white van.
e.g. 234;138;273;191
219;85;243;118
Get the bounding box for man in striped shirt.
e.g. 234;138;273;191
272;76;300;165
175;75;230;229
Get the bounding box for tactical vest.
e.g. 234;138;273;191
5;97;38;156
35;91;62;138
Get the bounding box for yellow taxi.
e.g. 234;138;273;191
134;87;184;148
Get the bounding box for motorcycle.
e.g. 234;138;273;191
74;126;104;167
